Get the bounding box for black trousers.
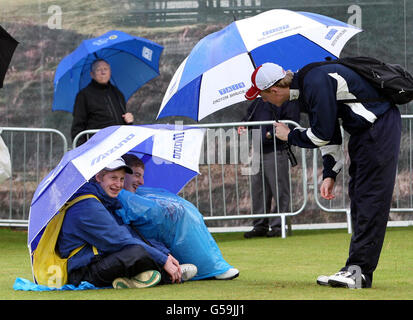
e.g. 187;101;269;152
68;244;164;287
344;106;401;287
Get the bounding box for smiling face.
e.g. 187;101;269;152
123;165;144;193
95;169;126;198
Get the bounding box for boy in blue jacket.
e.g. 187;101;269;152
245;62;401;289
57;158;197;289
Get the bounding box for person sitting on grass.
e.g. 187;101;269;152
57;157;197;289
116;153;240;281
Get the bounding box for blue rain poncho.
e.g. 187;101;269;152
116;187;233;280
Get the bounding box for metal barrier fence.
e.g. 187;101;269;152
73;120;307;238
185;120;307;239
312;115;413;233
0;127;67;227
1;116;413;238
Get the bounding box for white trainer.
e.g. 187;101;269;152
328;271;366;288
316;275;330;286
317;269;367;288
180;264;198;281
214;268;239;280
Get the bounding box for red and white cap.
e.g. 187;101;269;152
245;63;286;100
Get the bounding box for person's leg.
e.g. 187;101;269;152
68;244;161;287
265;150;290;233
327;107;401;288
245;159;269;238
344;107;401;287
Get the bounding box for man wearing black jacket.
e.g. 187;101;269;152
71;59;134;146
245;62;401;288
238;98;300;238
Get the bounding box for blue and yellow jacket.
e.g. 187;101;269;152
57;181;169;275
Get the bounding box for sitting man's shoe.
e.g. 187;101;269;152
328;270;367;288
180;264;198;281
215;268;240;280
244;229;267;239
112;270;161;289
267;228;281;237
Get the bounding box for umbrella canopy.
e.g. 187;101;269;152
52;30;163;112
28;124;205;256
157;9;362;121
0;25;19;88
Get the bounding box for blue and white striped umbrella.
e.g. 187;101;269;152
157;9;362;121
28;124;205;265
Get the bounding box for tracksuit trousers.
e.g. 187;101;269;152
68;244;165;287
344;106;401;287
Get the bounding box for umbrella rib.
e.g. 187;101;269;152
248;52;257;68
196;73;203;121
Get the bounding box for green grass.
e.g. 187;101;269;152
1;227;413;300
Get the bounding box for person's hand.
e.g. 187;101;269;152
320;177;335;200
122;112;134;124
237;126;247;135
163;254;182;283
273;121;290;141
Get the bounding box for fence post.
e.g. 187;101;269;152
346;208;352;234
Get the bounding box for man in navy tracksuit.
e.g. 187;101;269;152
245;62;401;288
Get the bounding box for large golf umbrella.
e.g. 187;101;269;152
157;9;362;121
28;124;205;261
0;25;19;88
52;30;163;112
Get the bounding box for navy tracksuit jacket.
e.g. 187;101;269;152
288;63;401;287
57;182;170;286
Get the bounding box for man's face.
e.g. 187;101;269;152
96;169;125;198
124;165;144;193
91;61;111;84
260;86;289;107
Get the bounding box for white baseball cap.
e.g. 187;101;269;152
245;62;287;100
104;157;133;174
